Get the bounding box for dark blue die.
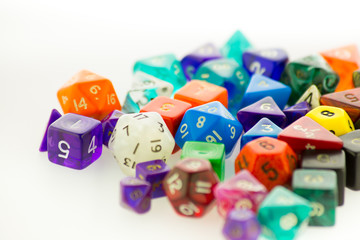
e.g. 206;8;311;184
101;110;124;147
120;177;151;214
283;101;311;127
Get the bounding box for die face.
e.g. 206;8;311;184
47;113;103;170
295;85;321;109
221;30;252;66
108;112;175;176
120;177;151;214
283;101;310;127
122;88;158;113
101;110;124;147
188;170;219;205
39;109;62;152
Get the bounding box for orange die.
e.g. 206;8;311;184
57;70;121;120
174;80;228;108
234;137;297;191
320;45;360;92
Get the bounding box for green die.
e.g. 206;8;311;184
258;186;311;240
133;54;187;92
292;169;337;226
280;54;339;105
221;30;252;66
180;141;225;181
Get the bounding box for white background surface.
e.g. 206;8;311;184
1;0;360;239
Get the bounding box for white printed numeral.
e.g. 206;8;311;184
107;93;116;105
195;181;212;194
88;136;97;154
250;61;266;75
73;97;87;111
58;140;70;159
167;173;183;195
179;202;200;216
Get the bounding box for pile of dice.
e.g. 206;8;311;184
39;30;360;240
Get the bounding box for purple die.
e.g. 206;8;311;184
222;209;261;240
237;96;286;132
136;160;170;198
47;113;103;170
39;109;62;152
283;101;311;127
181;43;222;80
120;177;151;214
242;48;288;81
101;110;124;147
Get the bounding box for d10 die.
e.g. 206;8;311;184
101;110;124;147
175;101;242;155
163;158;219;217
221;30;252;66
47;113;102;170
57;70;121;120
234;137;297;190
120;177;151;214
108;112;175;176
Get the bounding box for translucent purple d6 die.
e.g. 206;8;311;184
47;113;103;170
101;110;124;147
136;160;170;198
120;177;151;214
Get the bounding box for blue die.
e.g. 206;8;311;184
175;101;243;155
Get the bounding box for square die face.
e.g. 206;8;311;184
292;169;337;190
301;150;345;170
51;113;101;135
181;141;225;162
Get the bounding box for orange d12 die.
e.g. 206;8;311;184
57;70;121;120
234;137;297;190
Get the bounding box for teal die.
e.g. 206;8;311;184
194;58;250;115
258;186;311;240
122;88;158;113
133;54;187;92
292;169;337;226
221;30;252;66
180;141;225;181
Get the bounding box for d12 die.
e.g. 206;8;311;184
163;158;219;217
120;177;151;214
175;101;242;155
57;70;121;120
108;112;175;176
221;30;252;66
101;110;124;147
234;137;297;190
39;109;62;152
47;113;102;170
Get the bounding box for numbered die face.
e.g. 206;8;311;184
57;70;121;120
120;177;151;214
132;71;174;97
108;112;175;176
47;113;103;170
122;88;158;113
101;110;124;147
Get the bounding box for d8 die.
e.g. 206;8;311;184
47;113;102;170
136;160;170;198
163;158;219;217
234;137;297;190
101;110;124;147
120;177;151;214
221;30;252;66
57;70;121;120
175;101;242;155
108;112;175;176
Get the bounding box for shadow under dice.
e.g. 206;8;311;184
47;113;103;170
108;112;175;176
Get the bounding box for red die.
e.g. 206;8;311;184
163;158;219;217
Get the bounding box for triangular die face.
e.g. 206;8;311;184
262;186;310;208
241;96;284;116
284;101;310;113
192;101;225;116
278;116;343;151
247;74;289;93
321;45;360;64
296;85;321;109
249;117;283;135
141;54;175;69
248;48;288;61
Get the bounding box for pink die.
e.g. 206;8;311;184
214;169;267;217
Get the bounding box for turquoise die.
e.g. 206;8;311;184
221;30;252;66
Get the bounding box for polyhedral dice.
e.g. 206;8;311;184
353;69;360;87
101;110;124;147
320;45;360;92
222;209;261;240
339;130;360;190
241;117;282;149
280;54;339;105
214;169;267;217
39;109;62;152
221;30;252;66
133;54;187;91
47;113;103;170
283;102;310;127
120;177;151;214
180;43;222;80
258;186;311;240
240;74;291;109
301;150;346;205
292;169;338;226
234;137;297;190
295;85;321;109
108;112;175;176
57;70;121;120
163;158;219;217
136;160;170;198
306;106;354;136
181;141;225;181
242;48;288;80
175;101;242;155
237;96;286;132
194;58;250;115
174;80;228;108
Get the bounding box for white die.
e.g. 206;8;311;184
108;112;175;176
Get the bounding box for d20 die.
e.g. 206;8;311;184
108;112;175;176
136;160;170;198
163;158;219;217
221;30;252;66
175;101;242;155
39;109;62;152
234;137;297;190
120;177;151;214
292;169;338;226
283;102;310;127
47;113;102;170
101;110;124;147
214;169;267;217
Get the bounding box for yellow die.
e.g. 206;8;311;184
306;106;354;136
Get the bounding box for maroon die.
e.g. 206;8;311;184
101;110;124;147
163;158;219;217
120;177;151;214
